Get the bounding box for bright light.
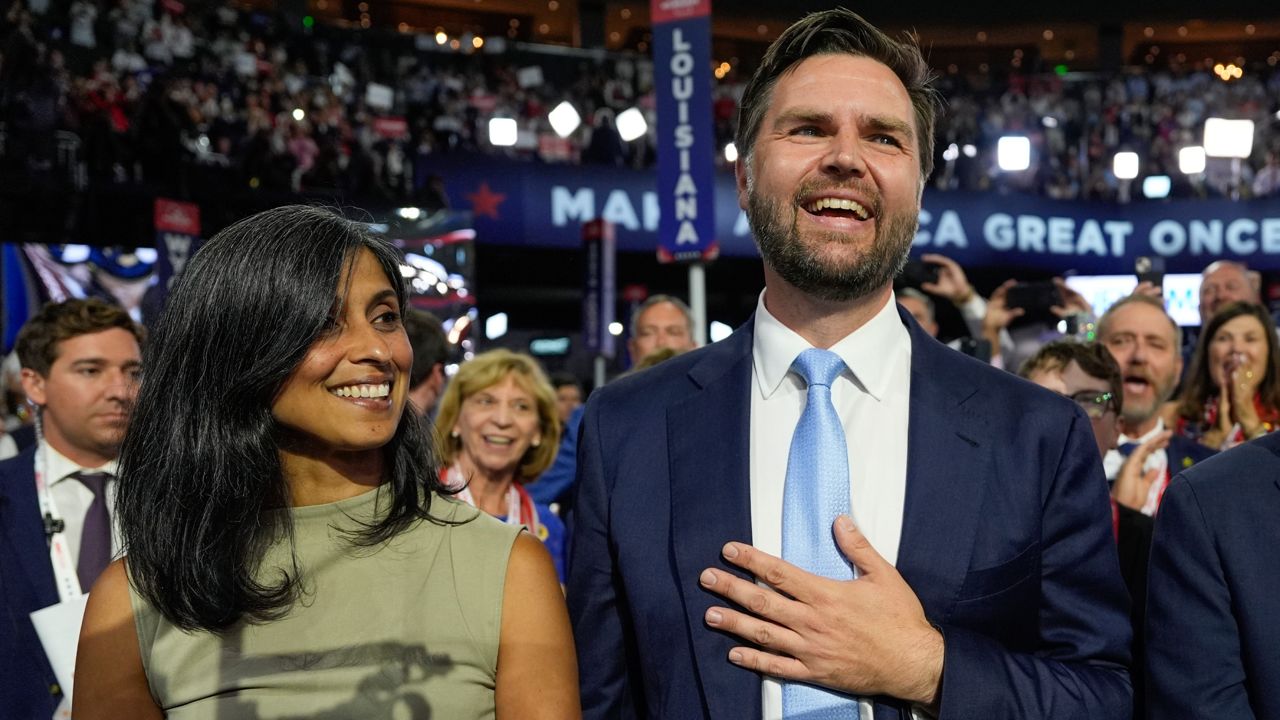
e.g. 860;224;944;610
608;321;624;336
60;244;91;262
435;31;448;44
448;314;472;344
472;36;484;49
1213;63;1243;81
723;142;738;163
1142;175;1172;199
1204;117;1255;158
396;207;422;220
616;107;648;142
548;101;581;137
485;312;508;340
134;247;158;263
997;136;1031;171
942;143;959;162
488;117;518;147
709;321;733;343
1042;116;1059;128
962;144;978;158
1179;146;1207;174
291;108;305;121
1113;151;1139;180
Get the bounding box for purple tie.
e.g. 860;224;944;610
74;471;112;591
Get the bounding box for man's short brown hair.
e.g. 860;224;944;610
734;8;942;180
15;299;145;376
1019;340;1123;413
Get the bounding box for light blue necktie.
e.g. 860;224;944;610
781;348;859;719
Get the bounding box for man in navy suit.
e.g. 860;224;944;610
0;299;142;717
1146;434;1280;719
567;9;1131;720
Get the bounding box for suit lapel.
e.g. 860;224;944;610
0;450;59;609
895;318;989;621
669;323;762;720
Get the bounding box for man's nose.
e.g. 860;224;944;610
103;368;136;398
821;132;867;177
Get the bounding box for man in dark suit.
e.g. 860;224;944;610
0;299;142;717
567;9;1131;720
1146;434;1280;719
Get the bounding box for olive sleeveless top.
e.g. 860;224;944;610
128;489;521;720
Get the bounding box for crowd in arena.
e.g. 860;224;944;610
4;0;1280;204
5;4;1280;719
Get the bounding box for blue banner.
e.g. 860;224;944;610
429;152;1280;273
912;190;1280;273
651;0;716;263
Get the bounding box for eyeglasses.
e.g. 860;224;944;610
1069;390;1118;419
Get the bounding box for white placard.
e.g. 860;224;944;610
365;82;394;111
30;594;91;716
517;66;544;89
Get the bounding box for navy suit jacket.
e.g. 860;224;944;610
0;446;62;718
567;308;1133;720
1146;432;1280;720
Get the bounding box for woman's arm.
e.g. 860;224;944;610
495;533;581;720
73;559;162;720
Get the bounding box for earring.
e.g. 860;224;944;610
531;438;541;447
450;430;460;439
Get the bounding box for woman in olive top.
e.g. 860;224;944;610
74;206;579;720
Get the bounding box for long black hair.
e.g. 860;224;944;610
116;205;449;633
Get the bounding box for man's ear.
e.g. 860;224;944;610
735;156;750;210
19;368;47;407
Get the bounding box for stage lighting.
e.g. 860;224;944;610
616;107;648;142
942;143;959;162
709;321;733;343
485;312;508;340
1113;151;1139;180
548;101;581;138
1179;146;1207;174
1142;175;1172;199
962;144;978;158
723;142;738;163
488;117;518;147
396;207;422;220
1203;118;1255;158
292;108;305;121
608;322;624;336
997;136;1031;171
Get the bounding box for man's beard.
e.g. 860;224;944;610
747;180;916;303
1120;371;1176;427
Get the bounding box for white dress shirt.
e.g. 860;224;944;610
44;443;122;568
750;291;912;720
1102;419;1168;516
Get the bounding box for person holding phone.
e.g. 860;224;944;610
981;277;1093;370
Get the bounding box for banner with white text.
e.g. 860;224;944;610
650;0;718;263
427;152;1280;273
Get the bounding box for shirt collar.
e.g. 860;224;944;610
44;441;119;485
752;289;910;402
1118;417;1166;446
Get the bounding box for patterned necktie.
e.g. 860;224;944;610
74;471;113;591
782;348;859;719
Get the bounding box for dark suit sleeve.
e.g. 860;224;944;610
565;399;640;720
528;406;582;506
936;411;1133;719
1145;476;1255;719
